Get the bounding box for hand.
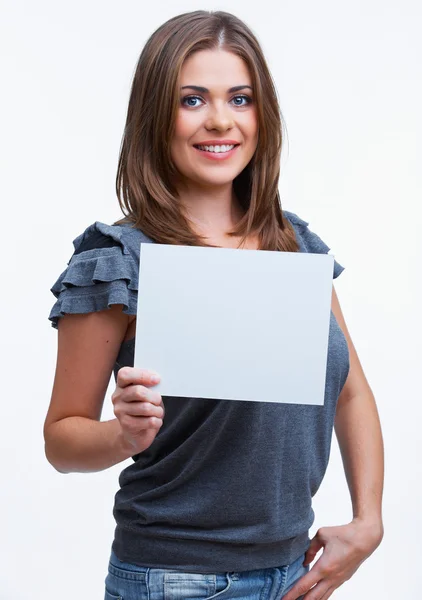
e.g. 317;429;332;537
282;518;383;600
112;366;164;455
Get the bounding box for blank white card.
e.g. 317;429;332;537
134;244;334;405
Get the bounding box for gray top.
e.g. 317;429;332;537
49;210;350;573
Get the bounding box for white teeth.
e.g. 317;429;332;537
196;144;235;153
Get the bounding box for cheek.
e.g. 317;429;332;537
174;112;198;144
245;111;258;139
237;110;258;147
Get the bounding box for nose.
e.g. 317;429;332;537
205;102;234;132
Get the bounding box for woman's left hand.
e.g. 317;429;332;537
281;518;384;600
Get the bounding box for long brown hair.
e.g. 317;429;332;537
114;10;299;252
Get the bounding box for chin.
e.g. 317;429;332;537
195;176;240;187
192;167;245;182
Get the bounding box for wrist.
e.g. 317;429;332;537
352;515;384;544
113;420;138;459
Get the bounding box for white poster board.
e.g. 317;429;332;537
134;244;334;405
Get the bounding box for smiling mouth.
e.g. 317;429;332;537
193;143;240;153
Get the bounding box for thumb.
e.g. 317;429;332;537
303;532;324;566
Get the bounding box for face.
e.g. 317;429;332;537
170;49;258;190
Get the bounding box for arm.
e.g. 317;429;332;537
44;304;135;473
283;286;384;600
44;417;134;474
333;286;384;533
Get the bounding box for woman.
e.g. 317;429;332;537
44;10;384;600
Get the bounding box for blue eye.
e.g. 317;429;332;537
183;96;202;107
181;94;252;108
231;95;251;106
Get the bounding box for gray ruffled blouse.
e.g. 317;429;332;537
48;210;350;573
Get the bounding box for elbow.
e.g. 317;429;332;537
44;421;69;474
43;442;69;475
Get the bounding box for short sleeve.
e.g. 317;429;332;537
283;210;345;279
48;221;139;329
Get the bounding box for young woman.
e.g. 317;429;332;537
44;10;384;600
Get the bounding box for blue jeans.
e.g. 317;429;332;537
104;548;310;600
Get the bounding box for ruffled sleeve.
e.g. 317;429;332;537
283;210;345;279
48;221;139;329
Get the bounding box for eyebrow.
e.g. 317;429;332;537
180;85;253;93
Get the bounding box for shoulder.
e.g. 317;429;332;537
282;209;309;229
282;208;345;279
282;208;330;252
48;220;152;329
71;220;153;258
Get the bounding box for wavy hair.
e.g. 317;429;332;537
114;10;299;252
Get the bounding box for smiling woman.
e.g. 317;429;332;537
112;10;299;252
44;9;384;600
170;48;259;238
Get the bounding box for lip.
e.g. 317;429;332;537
193;140;241;146
193;144;240;161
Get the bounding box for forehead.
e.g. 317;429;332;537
180;49;252;87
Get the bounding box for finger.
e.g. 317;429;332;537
303;536;324;566
119;412;163;432
302;583;333;600
281;569;321;600
117;366;161;387
124;385;163;406
125;398;165;418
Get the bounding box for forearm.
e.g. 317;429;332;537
334;392;384;529
44;416;134;474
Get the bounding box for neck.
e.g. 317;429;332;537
177;180;244;238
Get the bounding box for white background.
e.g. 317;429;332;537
1;0;421;598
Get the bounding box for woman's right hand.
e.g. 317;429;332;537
112;366;164;455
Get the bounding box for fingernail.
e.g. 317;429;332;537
151;374;160;384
